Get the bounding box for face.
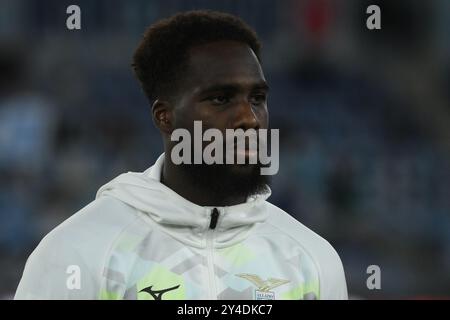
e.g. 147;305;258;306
158;40;270;198
173;40;268;135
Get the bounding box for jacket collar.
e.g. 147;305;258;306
97;153;271;248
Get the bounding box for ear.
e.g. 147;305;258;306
152;99;173;135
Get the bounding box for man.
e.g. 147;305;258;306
15;10;347;300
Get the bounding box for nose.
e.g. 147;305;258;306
233;99;259;131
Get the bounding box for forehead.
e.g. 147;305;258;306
185;40;265;91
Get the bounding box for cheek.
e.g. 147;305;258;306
177;103;225;130
172;109;191;129
257;106;269;128
173;101;204;127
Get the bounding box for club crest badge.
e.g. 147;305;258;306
236;273;290;300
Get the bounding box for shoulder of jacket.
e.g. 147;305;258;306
262;202;348;299
263;201;343;268
31;196;143;274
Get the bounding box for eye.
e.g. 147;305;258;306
209;95;230;106
249;93;267;106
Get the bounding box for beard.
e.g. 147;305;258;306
176;161;271;201
167;127;273;202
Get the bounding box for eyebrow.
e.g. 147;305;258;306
196;81;269;96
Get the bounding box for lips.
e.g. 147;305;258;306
234;146;258;157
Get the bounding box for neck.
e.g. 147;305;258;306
162;160;247;207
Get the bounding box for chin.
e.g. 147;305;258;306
228;163;259;175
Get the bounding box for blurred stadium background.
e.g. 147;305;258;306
0;0;449;299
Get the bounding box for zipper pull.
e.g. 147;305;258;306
209;208;219;229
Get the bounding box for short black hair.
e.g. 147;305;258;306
132;10;261;103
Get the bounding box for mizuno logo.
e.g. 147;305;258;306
139;284;180;300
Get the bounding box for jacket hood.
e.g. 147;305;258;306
96;154;271;247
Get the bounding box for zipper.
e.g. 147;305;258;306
206;208;220;299
209;208;219;229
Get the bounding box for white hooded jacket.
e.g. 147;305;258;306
15;154;347;300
